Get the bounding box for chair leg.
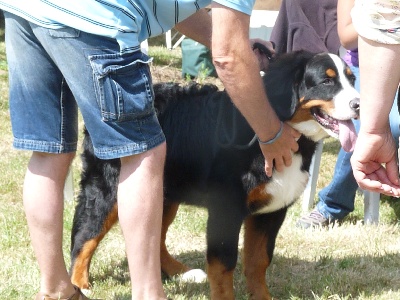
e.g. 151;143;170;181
302;140;324;212
166;30;172;50
363;191;380;224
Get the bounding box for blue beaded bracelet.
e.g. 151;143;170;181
257;121;284;145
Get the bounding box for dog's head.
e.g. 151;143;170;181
263;50;360;152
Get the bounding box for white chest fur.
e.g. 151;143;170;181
254;154;310;214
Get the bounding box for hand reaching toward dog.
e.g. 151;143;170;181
249;39;300;176
351;128;400;197
259;122;301;177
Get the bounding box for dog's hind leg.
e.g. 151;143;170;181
242;208;287;300
70;129;121;289
160;201;191;277
70;203;118;289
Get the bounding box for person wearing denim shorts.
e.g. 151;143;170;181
5;12;167;300
0;1;301;299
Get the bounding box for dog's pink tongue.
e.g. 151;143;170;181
339;120;357;152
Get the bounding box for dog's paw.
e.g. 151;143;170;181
80;288;91;296
180;269;207;283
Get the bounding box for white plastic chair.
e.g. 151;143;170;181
165;30;186;50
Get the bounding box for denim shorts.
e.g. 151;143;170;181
4;12;165;159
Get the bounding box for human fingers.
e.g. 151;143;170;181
263;156;274;177
357;178;395;196
287;124;301;152
259;137;286;176
277;123;299;167
376;160;400;197
282;149;292;168
385;156;400;187
273;156;285;173
259;123;299;176
353;163;400;197
354;166;387;194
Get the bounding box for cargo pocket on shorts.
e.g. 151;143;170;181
89;52;154;122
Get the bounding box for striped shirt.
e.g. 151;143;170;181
0;0;255;54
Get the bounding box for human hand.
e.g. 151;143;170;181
351;128;400;197
250;38;275;72
259;122;300;177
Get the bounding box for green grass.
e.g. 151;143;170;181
148;45;182;68
1;37;400;300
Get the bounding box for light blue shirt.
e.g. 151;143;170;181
0;0;255;54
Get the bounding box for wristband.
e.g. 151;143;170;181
257;121;284;145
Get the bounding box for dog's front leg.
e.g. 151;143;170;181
206;204;244;300
243;209;287;300
207;257;235;300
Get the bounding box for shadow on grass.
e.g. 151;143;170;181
88;247;400;299
90;250;210;300
268;252;400;299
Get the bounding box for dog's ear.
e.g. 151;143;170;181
291;53;312;106
252;42;274;72
252;42;274;61
263;50;314;121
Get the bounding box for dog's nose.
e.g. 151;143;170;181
350;98;360;113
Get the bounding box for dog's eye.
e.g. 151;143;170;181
322;78;334;85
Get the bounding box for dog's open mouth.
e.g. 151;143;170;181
312;107;339;133
311;107;357;152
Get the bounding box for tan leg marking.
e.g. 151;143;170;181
243;216;272;300
71;203;118;289
207;258;235;300
160;202;190;276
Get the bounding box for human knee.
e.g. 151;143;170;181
119;142;166;178
31;151;75;163
122;142;166;163
29;152;75;175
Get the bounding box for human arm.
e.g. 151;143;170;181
350;36;400;196
337;0;358;50
174;8;212;48
175;9;274;72
209;2;300;176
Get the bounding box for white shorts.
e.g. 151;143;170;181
352;0;400;44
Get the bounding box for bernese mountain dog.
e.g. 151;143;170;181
70;49;360;300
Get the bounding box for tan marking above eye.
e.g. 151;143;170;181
326;68;337;77
298;99;332;110
346;67;353;76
